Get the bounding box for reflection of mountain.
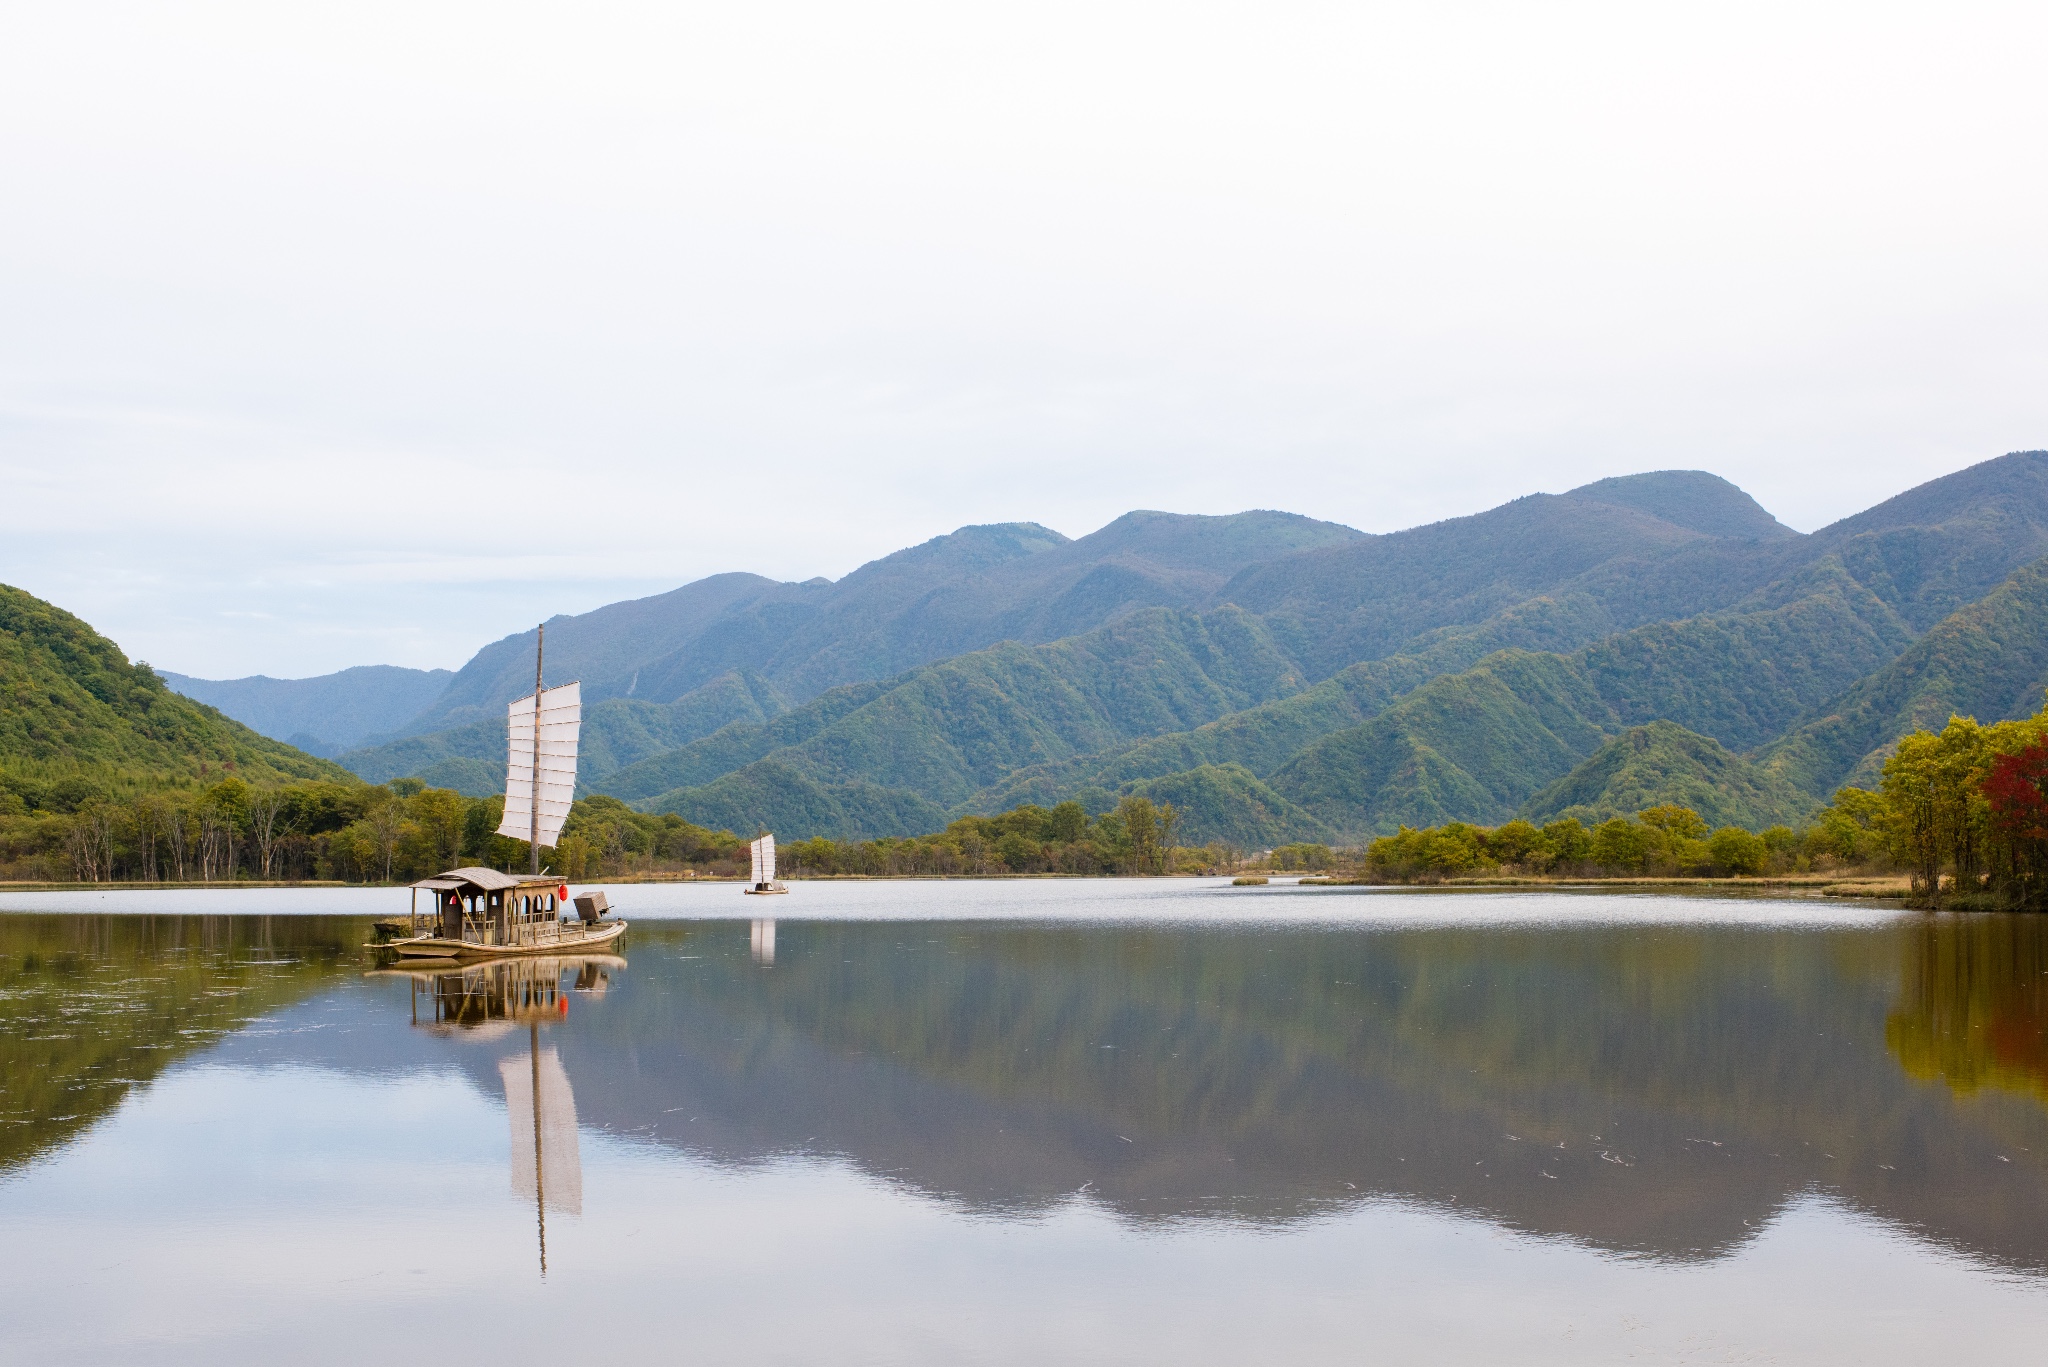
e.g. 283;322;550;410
21;912;2048;1280
527;921;2048;1272
0;914;360;1172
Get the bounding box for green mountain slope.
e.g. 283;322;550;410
1268;651;1615;833
1122;764;1335;847
1760;554;2048;795
1257;565;1909;835
966;590;1669;814
627;607;1309;826
591;678;897;802
973;558;1905;836
339;668;789;795
640;759;946;841
1519;722;1819;829
0;584;349;797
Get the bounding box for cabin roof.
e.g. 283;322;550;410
411;867;558;893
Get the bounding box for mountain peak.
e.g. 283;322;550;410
1564;471;1795;541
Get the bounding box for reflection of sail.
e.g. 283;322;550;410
500;1046;583;1215
751;919;776;965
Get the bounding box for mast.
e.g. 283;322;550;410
530;624;543;877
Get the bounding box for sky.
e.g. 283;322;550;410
2;1;2044;680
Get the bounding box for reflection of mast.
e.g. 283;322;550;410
751;919;776;965
500;1028;583;1277
531;1022;546;1275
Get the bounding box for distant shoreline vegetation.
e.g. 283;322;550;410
7;694;2048;904
0;783;1220;884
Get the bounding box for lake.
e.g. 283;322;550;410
2;878;2046;1364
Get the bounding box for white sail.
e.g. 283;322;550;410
750;833;776;884
496;681;581;849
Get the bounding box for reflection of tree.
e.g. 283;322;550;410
1888;916;2048;1103
0;913;357;1172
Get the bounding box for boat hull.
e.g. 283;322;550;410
390;919;628;959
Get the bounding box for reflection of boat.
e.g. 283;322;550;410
381;626;628;959
751;919;776;965
370;953;611;1273
369;954;625;1037
744;832;788;894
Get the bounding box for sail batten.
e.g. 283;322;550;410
496;681;581;848
749;833;776;884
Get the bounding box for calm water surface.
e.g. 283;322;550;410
3;878;2047;1364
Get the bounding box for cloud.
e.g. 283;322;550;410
2;1;2044;675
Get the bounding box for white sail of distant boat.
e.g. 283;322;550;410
495;681;582;850
501;1045;583;1216
749;833;776;884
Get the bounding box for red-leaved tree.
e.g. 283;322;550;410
1983;740;2048;907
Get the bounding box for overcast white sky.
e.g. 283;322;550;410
2;1;2044;679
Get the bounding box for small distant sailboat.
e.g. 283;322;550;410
384;624;627;958
744;833;788;894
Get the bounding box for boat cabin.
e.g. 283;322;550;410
407;867;575;949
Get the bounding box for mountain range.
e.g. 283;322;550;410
154;451;2048;843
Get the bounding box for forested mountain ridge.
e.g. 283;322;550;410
0;585;348;804
1758;554;2048;796
618;606;1312;829
1520;722;1817;830
381;469;1797;743
404;510;1361;732
306;451;2048;841
1217;472;1791;679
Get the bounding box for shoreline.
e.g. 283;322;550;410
0;872;1914;898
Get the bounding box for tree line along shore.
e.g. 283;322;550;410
3;698;2044;908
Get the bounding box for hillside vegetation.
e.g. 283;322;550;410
1;584;348;804
59;450;2048;851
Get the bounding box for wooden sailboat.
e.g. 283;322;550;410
743;832;788;894
384;624;628;958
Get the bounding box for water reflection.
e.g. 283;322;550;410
369;956;619;1272
9;908;2048;1282
1890;915;2048;1104
0;913;356;1173
371;956;624;1037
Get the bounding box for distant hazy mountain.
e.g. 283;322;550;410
339;669;789;794
158;665;453;755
